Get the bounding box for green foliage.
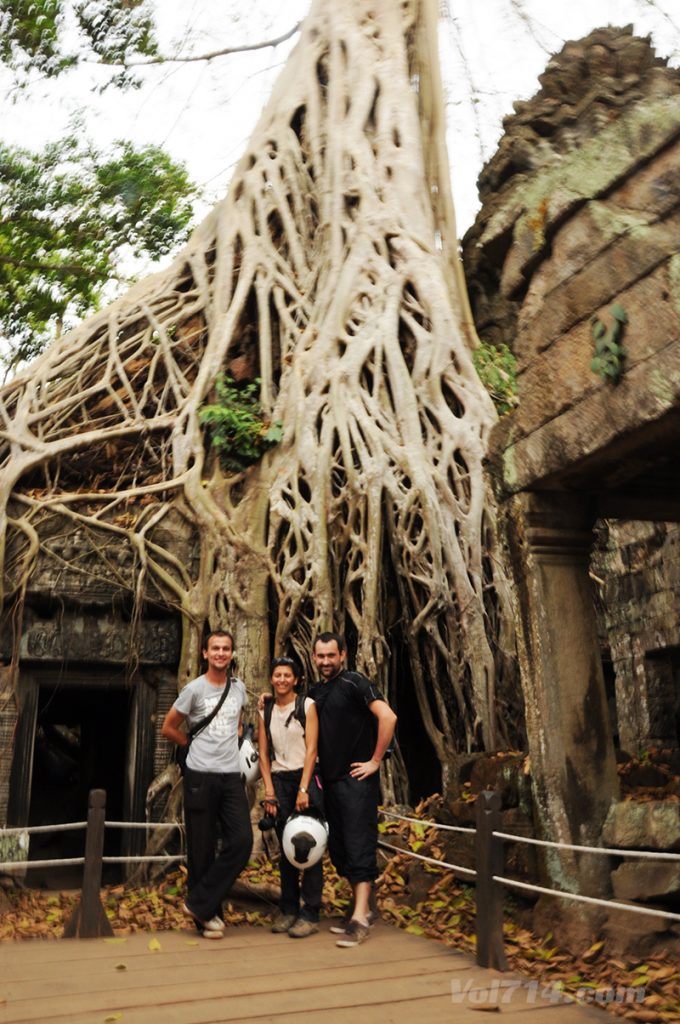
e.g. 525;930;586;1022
0;129;199;367
590;303;627;383
471;340;518;415
0;0;158;86
199;375;284;472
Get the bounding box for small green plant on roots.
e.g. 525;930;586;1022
199;375;283;472
472;341;518;415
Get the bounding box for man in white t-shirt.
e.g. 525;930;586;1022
162;630;252;938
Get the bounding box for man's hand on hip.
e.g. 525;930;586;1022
349;759;380;780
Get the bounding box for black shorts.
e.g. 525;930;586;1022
323;774;379;884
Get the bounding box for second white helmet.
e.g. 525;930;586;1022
238;724;260;784
282;808;329;870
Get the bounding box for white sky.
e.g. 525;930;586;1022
2;0;679;236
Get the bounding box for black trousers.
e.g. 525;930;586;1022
183;767;253;922
324;773;379;884
272;769;323;922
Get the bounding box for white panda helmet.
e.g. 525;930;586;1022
238;724;260;784
282;807;329;870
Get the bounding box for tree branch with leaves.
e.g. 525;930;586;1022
0;129;198;367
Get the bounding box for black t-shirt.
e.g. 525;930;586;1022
309;669;385;782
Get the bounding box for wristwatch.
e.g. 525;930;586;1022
298;786;307;794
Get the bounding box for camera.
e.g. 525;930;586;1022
258;796;278;832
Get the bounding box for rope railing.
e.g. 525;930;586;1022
0;821;87;836
377;791;680;972
380;809;475;835
102;854;184;864
0;820;90;871
494;875;680;924
0;857;85;870
377;838;476;877
0;793;186;939
104;821;182;831
493;830;680;861
4;787;679;964
0;818;182;872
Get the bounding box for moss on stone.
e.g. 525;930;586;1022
481;96;680;252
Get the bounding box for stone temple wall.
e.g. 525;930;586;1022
463;25;680;756
592;521;680;752
461;27;680;946
0;500;191;837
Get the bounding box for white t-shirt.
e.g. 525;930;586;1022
174;675;246;773
259;697;313;772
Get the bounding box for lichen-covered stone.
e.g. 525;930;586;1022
611;860;680;901
602;801;680;851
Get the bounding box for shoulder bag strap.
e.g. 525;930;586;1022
188;677;232;741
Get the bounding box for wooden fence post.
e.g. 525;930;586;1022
63;789;113;939
475;789;507;970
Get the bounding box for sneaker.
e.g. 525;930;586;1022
288;918;319;939
271;912;297;934
335;919;370;948
330;908;378;934
329;908;353;934
201;927;224;940
183;902;225;932
204;915;226;932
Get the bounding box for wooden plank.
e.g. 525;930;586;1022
2;961;606;1024
250;994;606;1024
0;925;604;1024
5;952;455;1000
6;970;606;1024
3;968;463;1024
1;923;456;974
2;940;454;985
1;922;458;963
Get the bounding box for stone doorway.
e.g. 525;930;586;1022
29;683;130;886
8;667;157;886
643;646;680;750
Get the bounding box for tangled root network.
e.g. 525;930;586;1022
0;0;518;796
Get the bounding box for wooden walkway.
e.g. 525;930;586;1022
1;921;605;1024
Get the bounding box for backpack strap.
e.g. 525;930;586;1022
294;692;307;732
263;696;275;760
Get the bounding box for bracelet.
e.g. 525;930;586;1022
298;786;307;794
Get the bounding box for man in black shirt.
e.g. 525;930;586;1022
309;632;397;947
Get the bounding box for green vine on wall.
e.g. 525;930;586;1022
472;341;518;416
591;303;627;384
199;374;283;472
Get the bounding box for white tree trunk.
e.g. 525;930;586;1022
0;0;516;791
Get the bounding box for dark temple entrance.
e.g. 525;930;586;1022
8;667;157;887
28;685;130;885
